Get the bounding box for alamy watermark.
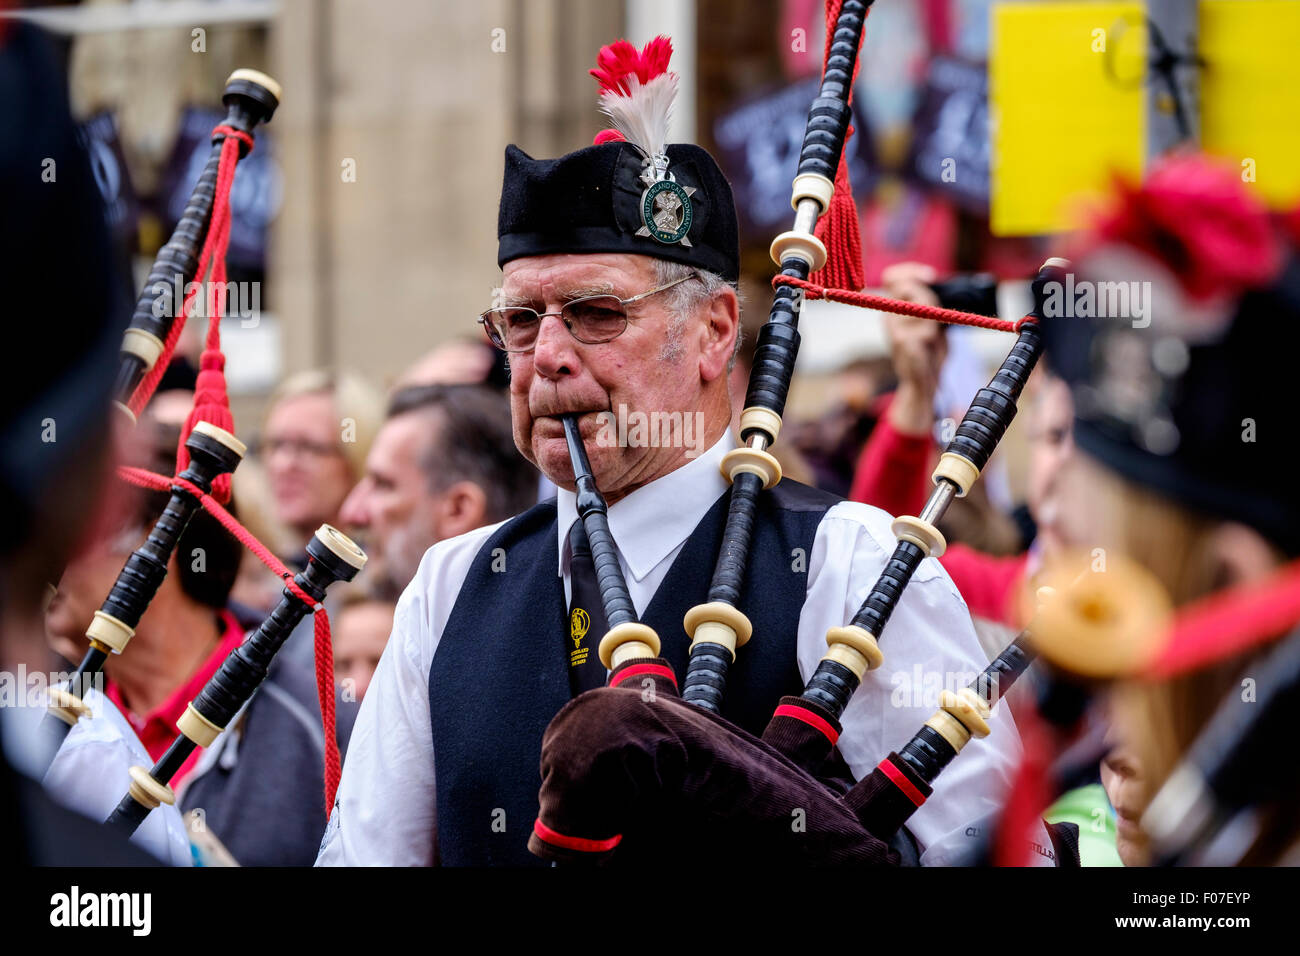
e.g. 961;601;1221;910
0;666;105;709
888;664;1001;710
151;272;261;327
594;404;708;458
50;886;151;936
1041;272;1152;328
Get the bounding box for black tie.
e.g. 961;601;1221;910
566;520;610;696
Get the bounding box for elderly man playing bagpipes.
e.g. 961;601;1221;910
320;5;1058;868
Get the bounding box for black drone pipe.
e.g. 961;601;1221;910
106;525;364;836
113;70;280;412
675;0;876;714
562;414;668;682
41;423;245;760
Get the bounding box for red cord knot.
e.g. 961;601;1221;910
211;124;255;155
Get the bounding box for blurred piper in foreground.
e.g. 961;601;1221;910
1042;154;1300;866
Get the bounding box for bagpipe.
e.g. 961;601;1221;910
39;70;369;837
527;0;1081;864
42;69;281;751
107;525;364;834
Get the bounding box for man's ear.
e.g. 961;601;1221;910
697;285;739;383
434;481;489;540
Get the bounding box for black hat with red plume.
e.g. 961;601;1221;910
497;37;740;283
1043;153;1300;555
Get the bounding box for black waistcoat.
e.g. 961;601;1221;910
429;479;838;866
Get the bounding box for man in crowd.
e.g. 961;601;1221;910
338;383;537;597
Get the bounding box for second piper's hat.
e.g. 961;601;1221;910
1044;154;1300;556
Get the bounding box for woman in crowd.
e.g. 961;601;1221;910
261;369;383;565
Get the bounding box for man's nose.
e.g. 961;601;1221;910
339;480;371;528
531;313;580;380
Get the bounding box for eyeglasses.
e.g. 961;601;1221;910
478;273;699;353
262;436;344;461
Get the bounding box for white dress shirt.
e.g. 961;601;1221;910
317;434;1052;866
5;687;192;865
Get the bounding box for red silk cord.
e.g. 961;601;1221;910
774;274;1034;333
129;126;251;506
128;126;251;417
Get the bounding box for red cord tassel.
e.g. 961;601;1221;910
171;128;244;504
177;350;236;504
810;144;865;292
808;0;867;292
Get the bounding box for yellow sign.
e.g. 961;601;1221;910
1200;0;1300;208
990;2;1146;236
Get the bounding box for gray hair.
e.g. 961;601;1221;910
652;259;743;369
386;384;538;522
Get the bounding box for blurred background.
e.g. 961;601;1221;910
22;0;1288;409
13;0;1300;586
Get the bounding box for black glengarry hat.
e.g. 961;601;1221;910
496;37;740;283
1044;155;1300;556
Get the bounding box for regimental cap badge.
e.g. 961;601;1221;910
591;36;695;249
640;179;695;246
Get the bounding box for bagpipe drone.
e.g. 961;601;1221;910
38;70;368;836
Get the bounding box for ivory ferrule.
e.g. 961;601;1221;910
720;446;782;490
939;687;992;739
684;602;753;659
127;766;176;810
47;688;90;726
770;231;828;271
113;401;138;426
738;406;783;447
599;622;662;670
791;176;834;215
924;709;972;753
824;624;883;675
932;453;980;498
87;611;134;655
177;703;225;748
120;328;164;369
891;515;947;559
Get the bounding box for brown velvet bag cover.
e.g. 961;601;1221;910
529;676;900;866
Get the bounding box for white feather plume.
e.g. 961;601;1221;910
597;72;677;160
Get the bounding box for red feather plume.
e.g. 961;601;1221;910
1085;154;1283;302
590;36;673;97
